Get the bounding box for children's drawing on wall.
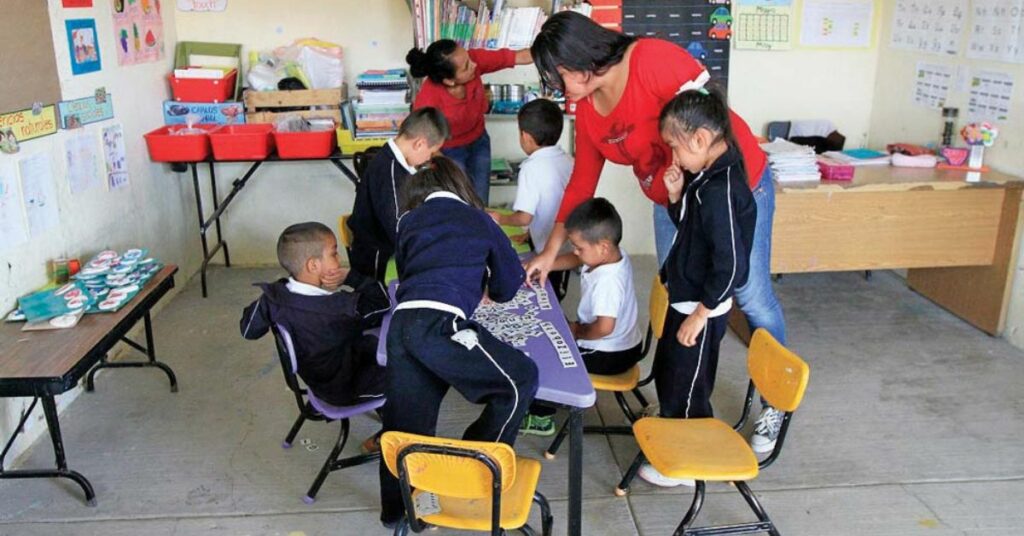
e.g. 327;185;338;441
113;0;165;66
65;19;102;75
177;0;228;11
102;124;129;190
0;128;19;155
0;163;28;250
19;153;61;237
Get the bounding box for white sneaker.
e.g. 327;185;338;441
637;463;694;488
750;406;783;454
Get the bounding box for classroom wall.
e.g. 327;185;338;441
865;2;1024;350
0;2;195;466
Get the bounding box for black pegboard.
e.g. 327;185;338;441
622;0;732;89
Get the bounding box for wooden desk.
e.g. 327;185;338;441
0;266;179;505
762;167;1023;335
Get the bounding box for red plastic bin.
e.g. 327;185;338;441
273;129;335;159
210;124;275;161
168;69;237;103
144;125;216;162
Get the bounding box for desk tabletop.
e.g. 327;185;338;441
777;165;1024;194
377;281;596;409
0;266;178;389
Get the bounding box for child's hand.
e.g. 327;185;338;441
320;268;348;291
676;312;708;347
510;232;529;245
486;210;502;224
664;164;684;204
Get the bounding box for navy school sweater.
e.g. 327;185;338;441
239;270;390;407
395;192;526;318
348;142;411;278
661;146;757;311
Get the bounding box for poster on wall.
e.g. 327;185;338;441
0;105;59;143
966;0;1024;64
799;0;875;48
102;124;129;190
890;0;966;56
58;93;114;129
63;0;94;7
736;0;794;50
112;0;165;66
19;154;61;237
65;131;101;195
969;70;1015;122
177;0;228;11
0;163;28;250
912;62;953;109
65;19;102;75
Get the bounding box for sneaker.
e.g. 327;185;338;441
519;414;556;436
750;406;783;454
637;463;694;487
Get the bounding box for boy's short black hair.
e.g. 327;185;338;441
276;222;334;278
517;99;563;147
397;107;450;147
565;198;622;246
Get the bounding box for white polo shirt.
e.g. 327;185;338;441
513;145;573;254
577;249;643;353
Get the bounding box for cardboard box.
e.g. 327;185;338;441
163;101;246;125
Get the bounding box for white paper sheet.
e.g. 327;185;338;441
65;131;100;195
967;0;1024;63
102;124;129;190
737;0;795;50
799;0;875;48
969;70;1015;122
19;153;60;237
913;62;954;109
890;0;967;56
0;162;28;250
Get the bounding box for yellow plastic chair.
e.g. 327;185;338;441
544;277;669;459
615;329;810;536
382;432;553;536
337;213;354;259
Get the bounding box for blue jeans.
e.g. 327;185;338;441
653;167;786;345
442;130;492;205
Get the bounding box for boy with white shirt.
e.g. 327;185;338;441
489;98;574;299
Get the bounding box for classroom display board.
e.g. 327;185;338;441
967;0;1024;64
0;0;63;113
621;0;732;88
890;0;967;56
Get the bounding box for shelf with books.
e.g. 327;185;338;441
408;1;598;51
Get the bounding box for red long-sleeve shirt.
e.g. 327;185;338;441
413;48;516;149
557;39;766;222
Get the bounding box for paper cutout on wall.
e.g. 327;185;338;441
102;124;129;190
0;162;28;250
799;0;875;48
736;0;794;50
967;0;1024;64
113;0;165;66
913;62;953;109
0;105;59;143
65;19;102;75
177;0;228;11
969;70;1015;122
19;153;61;237
65;131;100;195
890;0;966;56
58;93;114;129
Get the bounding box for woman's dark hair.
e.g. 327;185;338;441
406;39;459;84
400;156;484;212
659;86;738;151
531;11;637;91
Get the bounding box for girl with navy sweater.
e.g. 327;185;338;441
640;90;757;488
378;156;539;527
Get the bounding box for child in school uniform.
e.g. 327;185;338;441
378;156;539;528
639;89;756;488
348;108;449;281
240;223;390;449
488;98;574;300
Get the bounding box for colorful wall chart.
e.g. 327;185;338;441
913;62;953;109
112;0;165;66
65;18;102;75
736;0;794;50
58;93;114;129
890;0;967;56
968;70;1015;122
799;0;876;49
967;0;1024;64
0;105;59;143
622;1;732;88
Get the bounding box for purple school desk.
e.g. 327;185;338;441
376;279;595;536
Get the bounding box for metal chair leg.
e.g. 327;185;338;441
544;418;570;459
673;481;706;536
632;387;650;410
736;481;779;536
614;392;637;423
393;517;410;536
615;452;646;496
303;418;350;503
282;413;306;449
533;491;554;536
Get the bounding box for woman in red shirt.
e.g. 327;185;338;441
408;40;532;205
526;12;787;466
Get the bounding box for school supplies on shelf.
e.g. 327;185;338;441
411;0;556;50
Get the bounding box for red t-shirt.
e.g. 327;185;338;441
413;48;516;149
557;39;766;222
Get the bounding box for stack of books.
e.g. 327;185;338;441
411;0;588;50
353;69;410;139
760;138;822;183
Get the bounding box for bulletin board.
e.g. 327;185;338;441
0;0;63;113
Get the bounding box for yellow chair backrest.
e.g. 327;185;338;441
747;329;810;413
649;277;669;340
381;432;517;499
338;214;354;250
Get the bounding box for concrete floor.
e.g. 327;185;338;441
2;258;1023;535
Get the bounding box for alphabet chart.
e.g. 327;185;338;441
890;0;967;56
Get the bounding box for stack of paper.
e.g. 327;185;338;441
760;138;821;183
354;69;410;138
822;149;892;167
